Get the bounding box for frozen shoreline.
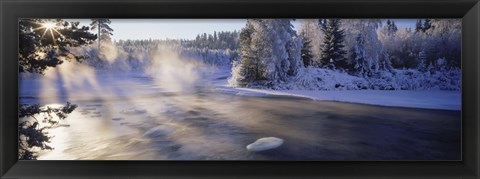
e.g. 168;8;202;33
216;86;461;111
210;69;461;111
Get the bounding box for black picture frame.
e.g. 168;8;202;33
1;0;479;178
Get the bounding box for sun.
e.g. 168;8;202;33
42;22;56;30
30;20;64;46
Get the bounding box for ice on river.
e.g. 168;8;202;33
246;137;284;152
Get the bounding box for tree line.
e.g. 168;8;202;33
230;19;461;87
182;31;240;50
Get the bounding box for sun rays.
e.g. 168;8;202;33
31;20;65;46
42;22;56;29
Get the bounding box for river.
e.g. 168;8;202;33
19;71;461;160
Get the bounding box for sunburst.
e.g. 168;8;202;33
30;20;65;46
42;22;56;29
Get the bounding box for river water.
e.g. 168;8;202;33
20;72;461;160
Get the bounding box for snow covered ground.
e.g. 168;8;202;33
217;87;461;111
212;69;461;111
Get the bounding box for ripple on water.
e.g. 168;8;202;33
112;117;125;121
120;109;147;115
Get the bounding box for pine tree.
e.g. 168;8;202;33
351;34;368;76
19;19;96;74
423;19;432;32
19;103;77;160
229;19;302;87
417;50;427;72
415;19;423;32
318;19;327;30
229;22;256;86
186;31;240;50
281;19;303;77
342;19;393;74
422;19;461;68
300;32;314;67
298;19;324;67
385;20;398;36
415;19;432;34
378;20;399;68
320;19;347;69
90;19;114;49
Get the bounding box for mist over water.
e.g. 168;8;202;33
29;86;461;160
146;45;209;93
19;45;460;160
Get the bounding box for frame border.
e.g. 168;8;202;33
1;0;479;178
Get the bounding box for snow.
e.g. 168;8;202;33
235;91;270;97
205;66;462;111
222;87;460;111
246;137;284;152
281;90;461;110
279;67;461;91
286;67;369;90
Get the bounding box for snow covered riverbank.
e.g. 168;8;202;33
211;69;461;111
216;87;461;111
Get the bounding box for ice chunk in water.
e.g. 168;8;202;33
246;137;284;152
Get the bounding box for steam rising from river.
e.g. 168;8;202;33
21;43;227;160
31;43;208;104
98;42;125;64
146;45;207;92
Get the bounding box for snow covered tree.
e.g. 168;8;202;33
380;20;430;69
378;19;417;69
259;19;303;84
415;19;432;34
343;19;393;75
423;19;432;33
229;19;303;87
320;19;348;69
422;19;461;69
318;19;327;29
19;19;97;74
380;19;460;70
90;19;114;49
229;22;257;86
298;19;324;67
351;34;369;76
185;30;239;50
384;19;398;36
300;34;314;67
88;19;119;66
417;50;428;72
415;19;423;32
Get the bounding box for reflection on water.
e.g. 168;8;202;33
21;73;461;160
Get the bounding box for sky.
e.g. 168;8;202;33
75;19;418;41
